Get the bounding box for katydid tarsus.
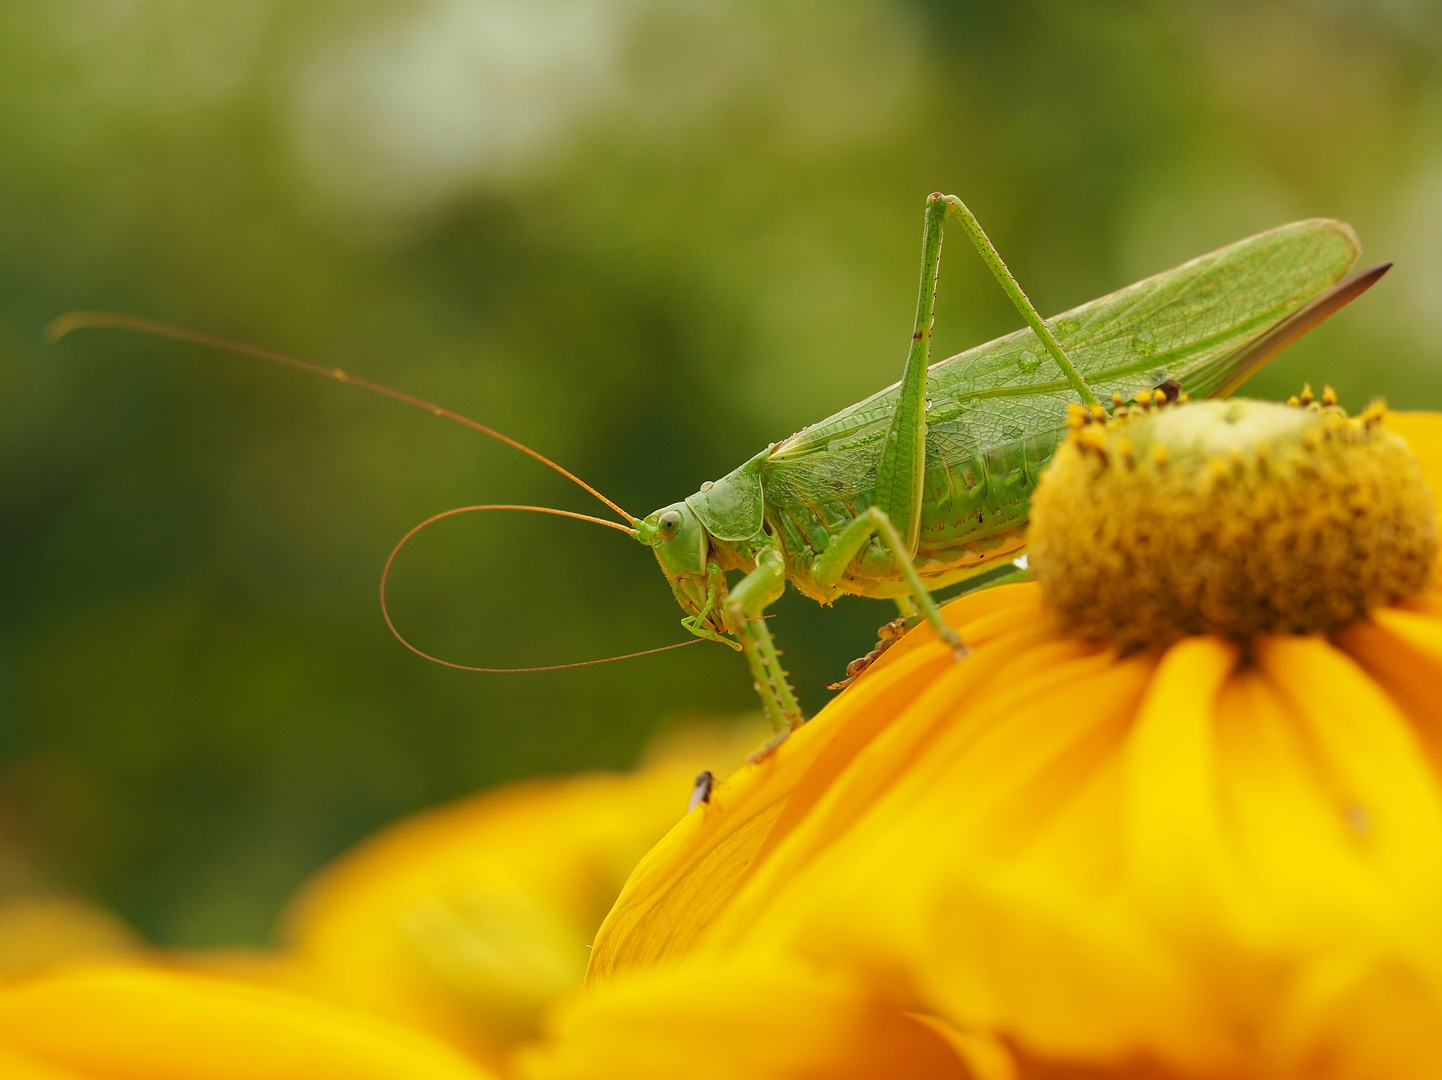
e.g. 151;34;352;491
50;193;1387;739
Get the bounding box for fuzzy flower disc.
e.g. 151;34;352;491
1029;396;1439;649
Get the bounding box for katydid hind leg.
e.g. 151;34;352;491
941;195;1099;408
871;194;948;560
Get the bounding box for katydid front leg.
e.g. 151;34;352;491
724;544;803;734
682;562;742;650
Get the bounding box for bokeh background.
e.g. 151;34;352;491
2;0;1441;947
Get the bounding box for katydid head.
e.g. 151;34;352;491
636;501;725;631
634;457;769;636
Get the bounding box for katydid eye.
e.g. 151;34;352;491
658;510;682;539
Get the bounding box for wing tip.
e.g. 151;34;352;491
1290;217;1362;264
1331;218;1362;264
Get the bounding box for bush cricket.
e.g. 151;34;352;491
50;194;1386;740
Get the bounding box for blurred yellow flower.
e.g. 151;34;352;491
0;721;768;1078
0;896;139;977
0;965;496;1080
589;411;1442;1078
200;719;764;1070
516;953;976;1080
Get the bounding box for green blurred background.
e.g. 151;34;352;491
2;0;1440;946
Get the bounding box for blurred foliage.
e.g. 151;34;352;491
2;0;1441;945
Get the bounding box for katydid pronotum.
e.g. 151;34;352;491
50;193;1386;740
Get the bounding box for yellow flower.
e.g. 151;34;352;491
0;720;765;1077
258;719;763;1068
0;965;497;1079
0;722;772;1077
0;896;138;977
516;954;977;1080
588;411;1442;1078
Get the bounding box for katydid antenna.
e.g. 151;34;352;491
47;312;708;671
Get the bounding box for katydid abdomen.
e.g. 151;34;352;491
761;429;1041;603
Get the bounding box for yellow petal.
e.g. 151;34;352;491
1122;637;1254;941
588;584;1052;981
0;966;496;1080
1337;601;1442;777
277;720;762;1064
706;629;1141;954
700;631;1175;1069
593;618;1442;1077
0;898;139;977
0;1045;87;1080
1384;411;1442;515
519;955;972;1080
1258;636;1442;916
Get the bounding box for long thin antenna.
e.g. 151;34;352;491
381;504;705;672
46;311;635;524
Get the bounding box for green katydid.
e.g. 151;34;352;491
49;193;1385;738
631;194;1382;734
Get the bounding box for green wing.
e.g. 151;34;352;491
772;218;1359;470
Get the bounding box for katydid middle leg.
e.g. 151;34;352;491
813;507;967;659
724;544;803;734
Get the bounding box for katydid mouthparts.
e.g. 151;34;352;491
49;193;1387;738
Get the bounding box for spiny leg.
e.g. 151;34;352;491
872;193;1100;576
813;506;967;660
740;613;801;748
725;545;803;734
827;615;910;691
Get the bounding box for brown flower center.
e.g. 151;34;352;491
1029;392;1439;650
